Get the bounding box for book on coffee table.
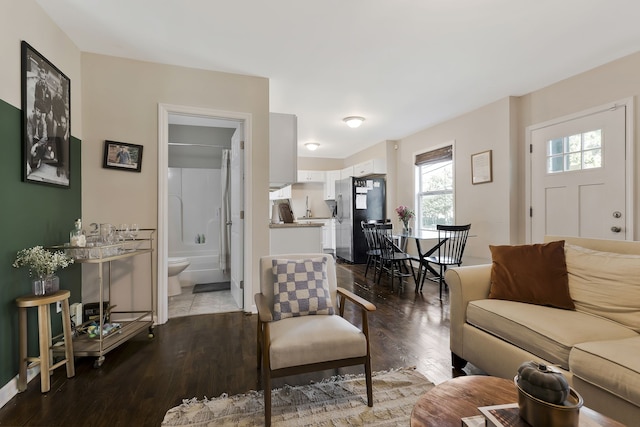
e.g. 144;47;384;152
461;415;486;426
478;403;530;427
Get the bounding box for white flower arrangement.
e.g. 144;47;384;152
12;245;74;278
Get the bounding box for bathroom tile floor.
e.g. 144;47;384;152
168;284;241;318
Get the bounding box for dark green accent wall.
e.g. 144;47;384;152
0;98;82;387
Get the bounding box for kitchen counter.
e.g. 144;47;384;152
296;217;333;220
269;222;323;228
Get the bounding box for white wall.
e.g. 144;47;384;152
80;53;269;313
517;51;640;241
350;50;640;263
396;98;515;262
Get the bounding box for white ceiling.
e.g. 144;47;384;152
36;0;640;159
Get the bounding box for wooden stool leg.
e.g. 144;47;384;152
37;305;51;393
18;307;27;392
61;298;75;378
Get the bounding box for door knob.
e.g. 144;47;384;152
611;226;622;233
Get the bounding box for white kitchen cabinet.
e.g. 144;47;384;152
324;170;341;200
269;185;292;200
353;158;386;177
340;166;354;180
269;225;323;255
269;112;297;187
324;219;336;253
295;219;336;253
297;170;326;183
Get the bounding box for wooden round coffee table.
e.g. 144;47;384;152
410;375;624;427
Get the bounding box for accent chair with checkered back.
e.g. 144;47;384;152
255;254;376;427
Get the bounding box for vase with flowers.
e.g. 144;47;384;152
395;205;415;235
13;246;74;296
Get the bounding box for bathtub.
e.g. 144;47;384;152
168;250;230;286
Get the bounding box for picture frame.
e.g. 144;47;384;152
22;41;71;188
103;140;144;172
471;150;493;184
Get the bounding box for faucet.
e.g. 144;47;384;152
305;196;311;218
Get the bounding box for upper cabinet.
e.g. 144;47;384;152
353;158;386;177
269;112;297;188
340;166;354;180
324;170;341;200
297;170;326;183
269;185;292;200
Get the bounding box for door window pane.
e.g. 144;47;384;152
565;134;582;153
583;130;601;150
583;148;601;169
546;129;602;174
548;138;563;155
565;153;582;171
548;156;563;173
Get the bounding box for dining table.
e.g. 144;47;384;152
393;230;444;290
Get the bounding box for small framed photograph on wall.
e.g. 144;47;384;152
471;150;493;185
103;140;143;172
21;41;71;188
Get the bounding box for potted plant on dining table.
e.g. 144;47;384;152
395;205;415;235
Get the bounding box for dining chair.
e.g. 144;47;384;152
418;224;471;299
374;223;416;292
361;221;381;278
255;254;376;426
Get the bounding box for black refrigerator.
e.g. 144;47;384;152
335;176;386;263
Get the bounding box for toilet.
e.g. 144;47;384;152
168;257;190;296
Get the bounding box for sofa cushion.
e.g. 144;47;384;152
570;336;640;406
565;244;640;333
272;257;335;320
467;299;638;369
269;314;367;370
488;240;575;310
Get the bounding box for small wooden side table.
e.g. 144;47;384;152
16;290;75;393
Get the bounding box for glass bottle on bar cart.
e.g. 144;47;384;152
70;218;86;247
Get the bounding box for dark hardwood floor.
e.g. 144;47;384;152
0;261;480;426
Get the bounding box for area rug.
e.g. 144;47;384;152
192;282;231;293
161;367;433;426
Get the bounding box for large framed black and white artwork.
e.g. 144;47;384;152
21;41;71;188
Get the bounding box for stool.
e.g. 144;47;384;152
16;290;75;393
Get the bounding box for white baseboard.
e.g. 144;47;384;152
0;366;40;409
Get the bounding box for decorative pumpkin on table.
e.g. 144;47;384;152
515;361;583;427
516;361;570;404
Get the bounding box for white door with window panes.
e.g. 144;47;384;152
415;145;454;231
528;103;630;243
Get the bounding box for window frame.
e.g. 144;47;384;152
414;144;455;231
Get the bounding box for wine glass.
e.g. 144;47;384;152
118;224;129;240
130;223;139;240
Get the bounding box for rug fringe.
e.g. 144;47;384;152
178;366;420;407
162;366;434;426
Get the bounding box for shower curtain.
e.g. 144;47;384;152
220;149;231;274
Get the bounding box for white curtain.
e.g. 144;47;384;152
219;150;231;273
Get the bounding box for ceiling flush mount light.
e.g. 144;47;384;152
305;142;320;151
343;116;365;128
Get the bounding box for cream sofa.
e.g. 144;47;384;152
446;235;640;426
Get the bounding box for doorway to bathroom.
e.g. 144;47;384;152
157;104;249;324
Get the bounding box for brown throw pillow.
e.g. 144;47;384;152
488;240;575;310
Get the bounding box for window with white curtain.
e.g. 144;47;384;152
415;145;454;231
